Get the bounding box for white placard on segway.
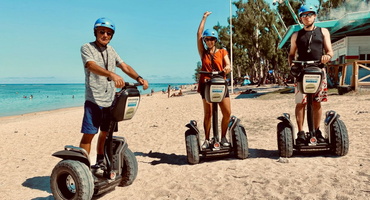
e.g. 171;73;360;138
210;85;226;102
303;74;321;94
123;97;140;120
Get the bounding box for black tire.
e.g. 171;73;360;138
50;160;94;200
232;124;249;159
185;130;200;164
119;148;138;186
277;122;294;158
331;119;349;156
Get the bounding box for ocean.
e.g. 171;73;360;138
0;83;191;117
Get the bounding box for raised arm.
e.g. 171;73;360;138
197;11;212;58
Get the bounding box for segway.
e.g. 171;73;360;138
185;71;249;164
50;82;141;199
277;61;349;157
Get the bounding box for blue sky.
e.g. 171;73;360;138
0;0;317;84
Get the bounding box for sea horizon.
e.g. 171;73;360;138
0;82;193;117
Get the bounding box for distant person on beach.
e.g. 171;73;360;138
79;17;149;168
197;11;232;148
288;5;333;145
167;85;171;98
170;89;183;97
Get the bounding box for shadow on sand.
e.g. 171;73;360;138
22;176;53;200
135;148;337;166
135;148;280;165
248;148;279;159
235;92;267;99
135;151;188;166
234;86;295;99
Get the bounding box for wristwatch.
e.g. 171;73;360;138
136;76;143;81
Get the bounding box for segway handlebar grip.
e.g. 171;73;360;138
199;71;225;76
124;82;142;87
116;82;142;94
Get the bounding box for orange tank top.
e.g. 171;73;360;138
198;49;228;92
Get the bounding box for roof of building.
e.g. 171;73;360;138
278;10;370;49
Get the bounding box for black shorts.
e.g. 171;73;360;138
199;82;230;99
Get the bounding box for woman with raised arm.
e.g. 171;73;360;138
197;11;232;149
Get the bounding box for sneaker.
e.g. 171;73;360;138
221;137;230;147
91;161;106;176
202;140;210;149
91;161;106;170
316;129;326;143
296;131;306;145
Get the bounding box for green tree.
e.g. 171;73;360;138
275;0;302;27
319;0;370;20
193;61;202;83
220;0;288;85
194;0;290;85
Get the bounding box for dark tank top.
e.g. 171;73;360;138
296;27;324;61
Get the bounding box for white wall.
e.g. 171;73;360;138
332;36;370;60
348;36;370;55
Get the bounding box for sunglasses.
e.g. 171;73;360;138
204;37;217;42
300;12;315;18
98;30;113;36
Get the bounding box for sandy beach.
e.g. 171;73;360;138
0;84;369;200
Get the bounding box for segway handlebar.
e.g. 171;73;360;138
123;82;142;87
291;60;324;77
116;82;142;92
292;60;321;65
292;60;324;69
199;71;225;76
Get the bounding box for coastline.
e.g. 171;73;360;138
1;84;369;199
0;106;82;122
0;83;193;118
0;83;268;120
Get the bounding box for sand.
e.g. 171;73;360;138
0;84;369;200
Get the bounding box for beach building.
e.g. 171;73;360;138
278;10;370;93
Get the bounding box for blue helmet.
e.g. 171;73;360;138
202;29;218;41
298;5;317;16
94;17;115;33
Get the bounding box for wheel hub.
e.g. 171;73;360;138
66;175;76;193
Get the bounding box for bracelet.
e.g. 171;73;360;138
136;76;143;81
326;54;332;59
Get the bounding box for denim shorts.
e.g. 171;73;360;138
81;101;118;134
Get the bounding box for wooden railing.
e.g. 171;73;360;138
353;60;370;91
327;60;370;91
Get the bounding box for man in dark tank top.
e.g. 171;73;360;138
288;5;334;145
